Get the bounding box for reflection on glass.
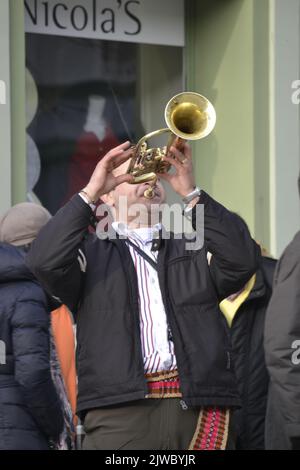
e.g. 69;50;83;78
26;35;139;213
26;34;183;213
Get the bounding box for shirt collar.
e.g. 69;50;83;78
112;221;162;245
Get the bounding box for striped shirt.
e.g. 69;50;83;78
112;222;177;374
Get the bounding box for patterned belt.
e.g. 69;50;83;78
144;369;230;450
145;369;182;399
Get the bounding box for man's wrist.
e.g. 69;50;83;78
182;186;202;220
180;187;195;198
81;186;99;204
182;186;201;204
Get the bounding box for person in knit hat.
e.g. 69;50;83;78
0;202;65;450
0;202;51;246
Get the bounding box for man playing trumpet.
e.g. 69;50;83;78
27;139;259;450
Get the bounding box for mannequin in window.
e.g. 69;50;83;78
65;95;120;202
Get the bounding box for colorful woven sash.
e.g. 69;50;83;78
144;369;230;450
188;407;230;450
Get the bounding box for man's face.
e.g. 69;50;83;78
107;160;166;212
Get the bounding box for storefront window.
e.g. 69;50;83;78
25;33;183;213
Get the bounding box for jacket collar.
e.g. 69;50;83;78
246;269;266;301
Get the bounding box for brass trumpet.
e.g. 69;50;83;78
127;92;216;199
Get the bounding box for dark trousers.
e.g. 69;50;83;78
82;398;235;450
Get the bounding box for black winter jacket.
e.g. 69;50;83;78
26;192;260;416
265;231;300;450
0;244;64;450
230;256;276;449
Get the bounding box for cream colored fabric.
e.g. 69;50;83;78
219;274;256;327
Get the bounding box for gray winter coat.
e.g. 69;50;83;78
265;231;300;450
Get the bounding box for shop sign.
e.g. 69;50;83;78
25;0;185;46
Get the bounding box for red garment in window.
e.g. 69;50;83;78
65;128;120;202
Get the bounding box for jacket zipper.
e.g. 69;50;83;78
180;400;188;410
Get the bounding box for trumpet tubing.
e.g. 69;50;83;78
127;92;216;198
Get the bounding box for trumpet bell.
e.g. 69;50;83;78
165;92;216;140
127;91;216;198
